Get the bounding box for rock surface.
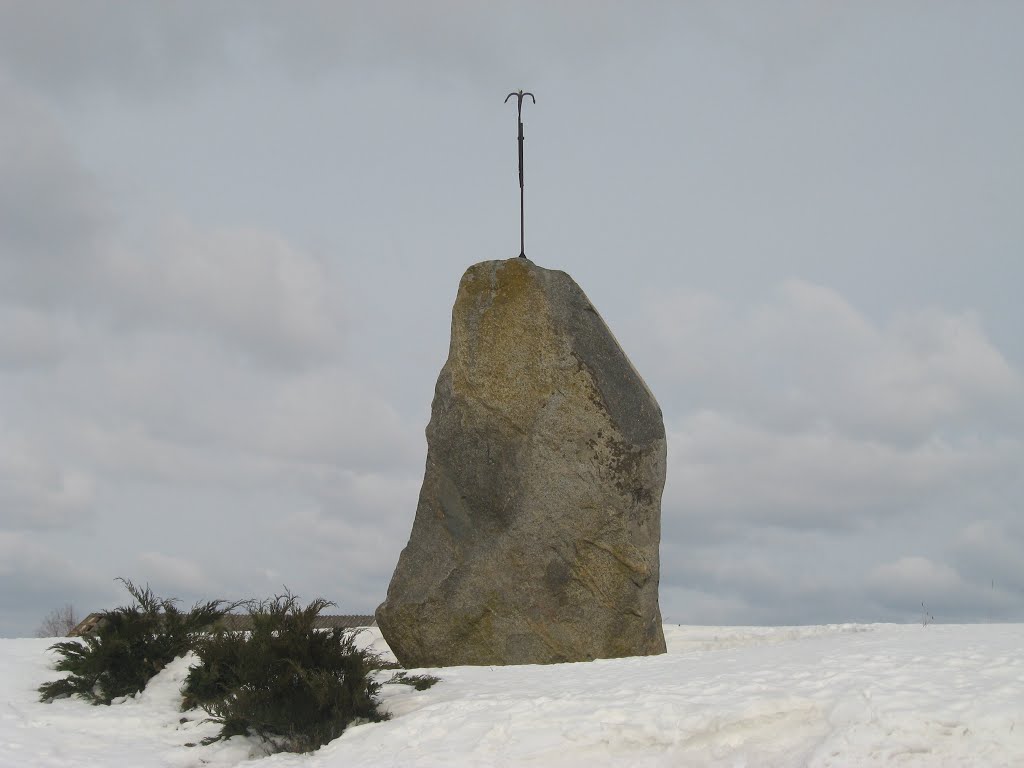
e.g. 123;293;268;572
376;258;667;666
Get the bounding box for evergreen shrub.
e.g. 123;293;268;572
38;579;235;705
184;593;388;754
388;671;441;691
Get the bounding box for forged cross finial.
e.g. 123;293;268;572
505;89;536;120
505;89;535;258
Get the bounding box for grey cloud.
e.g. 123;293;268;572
0;1;241;99
265;503;414;612
949;520;1024;598
247;368;421;471
659;586;751;627
71;348;419;479
660;538;877;626
251;1;678;86
0;438;95;530
865;556;963;604
645;281;1024;624
0;306;75;370
103;220;346;369
0;73;108;303
134;551;213;596
0;532;117;636
664;413;1017;532
646;281;1024;546
0;1;677;100
0;302;421;497
861;556;1007;623
2;2;1022;635
640;281;1024;444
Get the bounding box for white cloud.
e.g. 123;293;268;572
0;533;104;594
274;507;400;579
52;346;421;484
260;469;423;601
250;367;420;471
2;67;342;368
860;554;1013;622
660;585;750;626
951;520;1024;592
642;280;1023;442
135;551;211;596
861;556;1003;621
104;219;343;367
866;556;963;597
664;410;1008;531
640;279;1024;535
645;280;1024;623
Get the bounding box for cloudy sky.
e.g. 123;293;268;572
1;1;1022;637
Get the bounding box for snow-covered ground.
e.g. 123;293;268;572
2;623;1021;767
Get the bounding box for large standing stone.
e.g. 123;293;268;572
376;258;667;667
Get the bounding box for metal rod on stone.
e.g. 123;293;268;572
505;89;535;258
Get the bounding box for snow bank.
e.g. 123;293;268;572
2;624;1021;767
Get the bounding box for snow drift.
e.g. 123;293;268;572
2;623;1022;767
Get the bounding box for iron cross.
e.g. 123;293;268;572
505;89;535;258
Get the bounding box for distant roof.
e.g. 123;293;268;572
67;612;376;637
68;613;105;637
216;614;377;632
